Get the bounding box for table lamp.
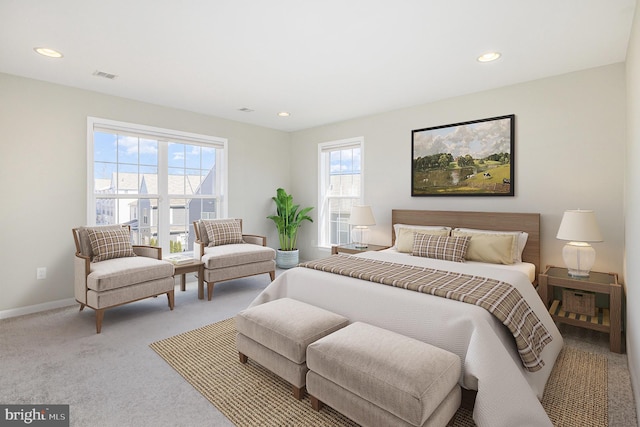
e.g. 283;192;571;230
556;209;603;277
349;206;376;248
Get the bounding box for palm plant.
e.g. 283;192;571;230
267;188;313;251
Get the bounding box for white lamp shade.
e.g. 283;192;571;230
348;205;376;226
556;209;602;277
556;210;603;242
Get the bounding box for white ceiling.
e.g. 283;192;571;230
0;0;636;132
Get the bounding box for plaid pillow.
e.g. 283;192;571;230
412;233;471;263
87;227;136;262
204;219;243;247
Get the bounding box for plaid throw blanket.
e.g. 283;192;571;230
299;254;553;372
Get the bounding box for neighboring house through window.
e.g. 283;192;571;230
87;117;228;255
318;137;363;248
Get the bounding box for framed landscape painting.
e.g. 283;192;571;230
411;114;515;196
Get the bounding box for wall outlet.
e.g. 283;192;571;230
36;267;46;280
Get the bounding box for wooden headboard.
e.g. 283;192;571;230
392;209;541;278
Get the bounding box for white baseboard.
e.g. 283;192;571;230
0;298;77;320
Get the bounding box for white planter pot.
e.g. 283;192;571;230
276;249;299;269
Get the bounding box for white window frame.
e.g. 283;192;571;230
87;117;228;254
317;136;364;249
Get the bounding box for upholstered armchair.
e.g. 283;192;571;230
72;225;176;333
193;219;276;301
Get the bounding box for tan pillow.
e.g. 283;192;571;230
452;228;528;262
452;231;516;265
86;227;136;262
396;227;450;253
412;234;471;263
204;219;243;247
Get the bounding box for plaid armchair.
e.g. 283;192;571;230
193;219;276;301
72;225;175;333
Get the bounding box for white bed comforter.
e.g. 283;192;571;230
249;250;563;427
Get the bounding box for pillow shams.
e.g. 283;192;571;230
393;224;451;250
412;234;471;263
87;227;136;262
204;219;243;247
452;228;528;263
396;227;450;253
459;233;516;265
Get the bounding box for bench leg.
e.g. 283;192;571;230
292;385;304;400
310;395;323;411
239;352;248;363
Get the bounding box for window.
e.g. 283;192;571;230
318;137;363;248
87;117;228;255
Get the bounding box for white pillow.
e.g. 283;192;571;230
452;228;528;263
393;224;451;249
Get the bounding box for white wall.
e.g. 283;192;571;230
625;4;640;421
290;64;626;278
0;73;291;313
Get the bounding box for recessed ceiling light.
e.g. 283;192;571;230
477;52;501;63
277;111;291;117
34;47;63;58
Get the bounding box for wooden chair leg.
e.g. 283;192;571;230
239;352;248;363
310;395;323;411
269;271;275;281
167;290;175;310
79;303;85;312
95;309;105;334
207;283;214;301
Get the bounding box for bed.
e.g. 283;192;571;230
249;210;563;427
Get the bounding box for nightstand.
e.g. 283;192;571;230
331;243;390;255
539;265;624;353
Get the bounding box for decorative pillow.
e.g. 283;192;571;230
393;224;450;249
457;233;515;265
452;228;528;263
204;219;243;247
412;234;471;263
86;227;136;262
396;227;450;253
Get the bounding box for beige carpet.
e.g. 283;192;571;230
150;318;608;427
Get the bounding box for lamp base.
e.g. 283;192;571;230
351;227;369;249
562;242;595;278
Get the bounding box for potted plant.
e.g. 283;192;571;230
267;188;313;268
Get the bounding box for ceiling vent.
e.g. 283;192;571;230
238;107;254;113
92;70;118;80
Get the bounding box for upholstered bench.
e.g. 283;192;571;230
235;298;349;400
307;322;461;427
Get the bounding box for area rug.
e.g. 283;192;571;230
150;318;608;427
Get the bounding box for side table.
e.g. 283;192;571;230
331;243;390;255
172;260;205;300
539;265;623;353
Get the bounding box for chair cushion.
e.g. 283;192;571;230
203;219;243;247
87;256;174;292
307;322;461;427
236;298;349;364
202;243;275;269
